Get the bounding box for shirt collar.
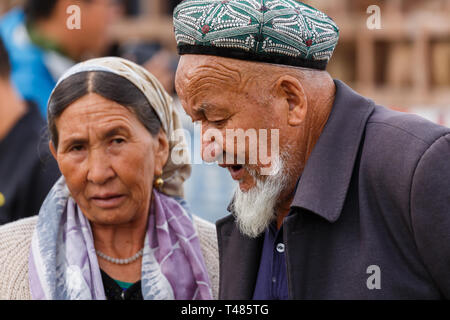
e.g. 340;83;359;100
290;80;375;223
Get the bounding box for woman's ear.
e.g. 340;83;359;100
153;128;170;176
275;75;307;127
49;141;57;160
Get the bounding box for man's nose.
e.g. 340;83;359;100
87;149;115;185
201;135;223;163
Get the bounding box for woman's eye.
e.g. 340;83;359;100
112;138;125;144
69;145;84;152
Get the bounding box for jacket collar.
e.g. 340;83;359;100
290;80;375;223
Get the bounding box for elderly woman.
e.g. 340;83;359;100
0;57;218;300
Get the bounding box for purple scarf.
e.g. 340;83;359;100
29;177;212;300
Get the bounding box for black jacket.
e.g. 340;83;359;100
217;80;450;299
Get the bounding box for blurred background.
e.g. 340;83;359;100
0;0;449;224
307;0;450;125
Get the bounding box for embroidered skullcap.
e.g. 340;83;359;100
173;0;339;70
49;57;191;198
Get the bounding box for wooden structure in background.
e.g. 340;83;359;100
305;0;450;110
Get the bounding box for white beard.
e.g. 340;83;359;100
232;154;289;238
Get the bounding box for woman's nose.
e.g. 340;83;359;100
86;149;115;185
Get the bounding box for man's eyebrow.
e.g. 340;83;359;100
193;103;214;113
190;103;211;119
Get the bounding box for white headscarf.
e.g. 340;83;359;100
50;57;191;197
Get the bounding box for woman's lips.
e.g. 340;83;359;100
90;194;125;209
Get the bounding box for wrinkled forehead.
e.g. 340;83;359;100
175;54;264;102
57;93;136;126
176;55;241;83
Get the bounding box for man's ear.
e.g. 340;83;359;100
49;141;57;160
276;75;307;126
154;128;170;176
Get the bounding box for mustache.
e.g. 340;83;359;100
203;141;283;176
220;151;247;165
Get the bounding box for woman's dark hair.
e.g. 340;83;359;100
0;36;11;78
48;71;162;148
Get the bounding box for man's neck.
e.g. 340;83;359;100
303;79;336;164
0;81;27;141
275;192;295;229
274;79;336;229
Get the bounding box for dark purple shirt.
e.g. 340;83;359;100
252;222;289;300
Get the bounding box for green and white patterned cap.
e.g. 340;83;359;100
173;0;339;70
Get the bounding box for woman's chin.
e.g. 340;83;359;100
84;206;136;226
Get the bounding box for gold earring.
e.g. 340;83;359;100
154;177;164;190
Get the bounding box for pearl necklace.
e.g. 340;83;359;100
96;248;144;265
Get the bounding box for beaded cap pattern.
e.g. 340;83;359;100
173;0;340;70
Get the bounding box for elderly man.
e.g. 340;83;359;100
173;0;450;299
